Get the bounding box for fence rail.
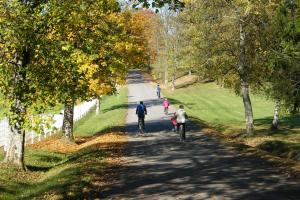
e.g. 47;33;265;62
0;99;97;150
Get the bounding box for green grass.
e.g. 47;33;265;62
165;82;275;130
0;147;105;200
164;82;300;161
0;87;128;200
74;87;128;137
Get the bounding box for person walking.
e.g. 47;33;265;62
156;84;161;99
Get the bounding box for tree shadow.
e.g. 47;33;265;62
125;116;201;135
175;79;198;89
1;133;127;200
168;97;184;105
127;70;148;85
258;140;300;161
26;165;53;172
101;103;128;113
255;114;300;129
100;129;300;199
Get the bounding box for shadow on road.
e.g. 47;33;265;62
125;116;201;135
100;70;300;199
101;130;300;199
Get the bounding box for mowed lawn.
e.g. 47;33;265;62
0;87;128;200
165;82;275;130
74;87;128;137
165;82;300;161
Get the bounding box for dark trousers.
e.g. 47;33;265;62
138;117;145;129
177;123;186;139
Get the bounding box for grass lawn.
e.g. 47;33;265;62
74;88;128;137
0;87;128;200
164;82;300;162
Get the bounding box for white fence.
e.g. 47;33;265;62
0;99;97;150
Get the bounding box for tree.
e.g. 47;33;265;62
0;0;50;169
132;0;184;12
39;0;144;141
0;0;151;168
264;0;300;129
169;0;280;134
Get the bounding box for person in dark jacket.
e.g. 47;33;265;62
136;101;147;131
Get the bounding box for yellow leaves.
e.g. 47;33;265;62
61;45;70;51
67;32;75;41
88;79;112;95
47;30;56;40
101;62;107;67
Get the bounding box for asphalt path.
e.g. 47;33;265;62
101;70;300;200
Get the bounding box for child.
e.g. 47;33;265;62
171;112;177;132
163;98;170;115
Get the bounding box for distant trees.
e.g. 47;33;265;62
137;0;299;134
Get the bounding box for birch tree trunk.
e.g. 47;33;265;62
271;99;280;130
172;74;175;91
164;64;168;85
163;22;169;85
96;98;100;115
62;101;74;141
238;19;254;135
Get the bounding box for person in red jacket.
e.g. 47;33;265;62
171;112;177;132
163;98;170;115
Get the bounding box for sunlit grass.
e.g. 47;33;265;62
0;87;128;199
74;87;128;137
165;82;300;161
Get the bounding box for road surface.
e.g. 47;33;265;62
101;70;300;200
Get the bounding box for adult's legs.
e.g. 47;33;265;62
137;117;145;132
182;123;186;139
177;123;186;140
141;117;145;130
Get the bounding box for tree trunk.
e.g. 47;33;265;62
271;99;280;130
96;98;100;115
4;127;26;170
164;67;168;85
239;19;254;135
158;72;162;80
62;101;74;141
241;82;254;134
147;62;151;72
172;74;175;91
164;27;169;85
4;49;29;170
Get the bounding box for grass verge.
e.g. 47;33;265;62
0;87;128;200
164;82;300;164
74;88;128;137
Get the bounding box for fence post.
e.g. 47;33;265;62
31;131;34;144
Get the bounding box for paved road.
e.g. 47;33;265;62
101;70;300;200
